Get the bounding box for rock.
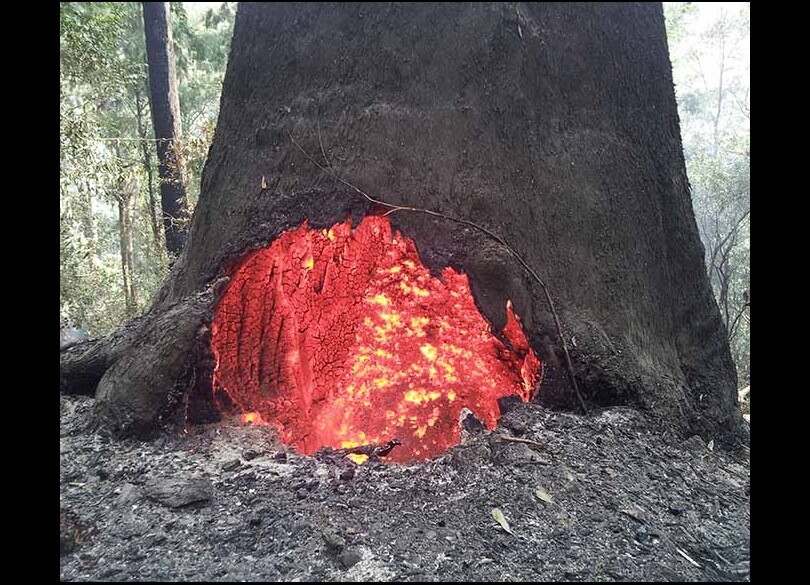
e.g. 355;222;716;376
222;459;241;471
499;413;527;436
144;477;213;508
322;529;346;551
99;567;123;579
243;449;260;461
731;446;750;462
668;504;687;516
730;560;750;577
681;435;706;453
339;467;355;481
60;507;91;555
460;408;487;436
450;441;491;470
425;530;437;539
246;513;262;527
116;483;143;506
497;395;524;415
493;442;547;465
142;532;167;547
619;505;649;524
633;524;659;547
272;451;288;462
338;549;362;569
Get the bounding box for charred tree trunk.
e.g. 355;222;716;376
66;2;746;446
143;1;190;258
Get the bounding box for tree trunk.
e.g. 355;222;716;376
69;2;746;447
135;87;163;253
142;1;190;258
81;180;96;255
116;170;137;316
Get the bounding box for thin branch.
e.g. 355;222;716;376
727;298;749;342
85;136;167;141
288;130;588;414
494;434;545;448
716;208;750;253
708;208;749;327
316;112;332;170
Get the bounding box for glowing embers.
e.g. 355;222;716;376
211;216;540;462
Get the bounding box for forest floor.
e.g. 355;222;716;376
60;395;749;582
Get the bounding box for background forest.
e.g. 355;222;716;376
59;2;750;389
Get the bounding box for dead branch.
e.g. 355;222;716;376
327;438;403;460
726;295;749;342
494;434;544;448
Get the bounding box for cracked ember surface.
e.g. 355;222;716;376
211;215;540;462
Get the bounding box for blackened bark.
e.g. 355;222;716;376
78;2;744;446
142;1;190;257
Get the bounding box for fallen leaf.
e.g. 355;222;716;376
491;508;513;535
261;175;268;190
535;486;554;505
707;439;714;452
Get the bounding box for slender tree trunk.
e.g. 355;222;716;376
142;1;190;258
135;88;162;253
81;179;97;255
712;10;727;155
116;172;137;317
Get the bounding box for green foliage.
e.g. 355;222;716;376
664;2;750;387
175;3;236;203
60;2;129;91
60;2;235;338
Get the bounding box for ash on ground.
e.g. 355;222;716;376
60;395;749;581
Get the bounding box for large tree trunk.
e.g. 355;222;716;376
142;1;190;257
69;2;746;446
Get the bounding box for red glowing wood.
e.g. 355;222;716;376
211;216;540;462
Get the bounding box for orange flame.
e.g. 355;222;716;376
240;411;268;425
212;216;541;462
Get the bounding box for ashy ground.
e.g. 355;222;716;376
60;395;749;581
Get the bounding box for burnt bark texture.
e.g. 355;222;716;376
143;1;190;257
68;2;745;445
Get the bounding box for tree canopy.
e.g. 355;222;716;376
60;2;236;335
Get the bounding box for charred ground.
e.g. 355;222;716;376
60;395;749;581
